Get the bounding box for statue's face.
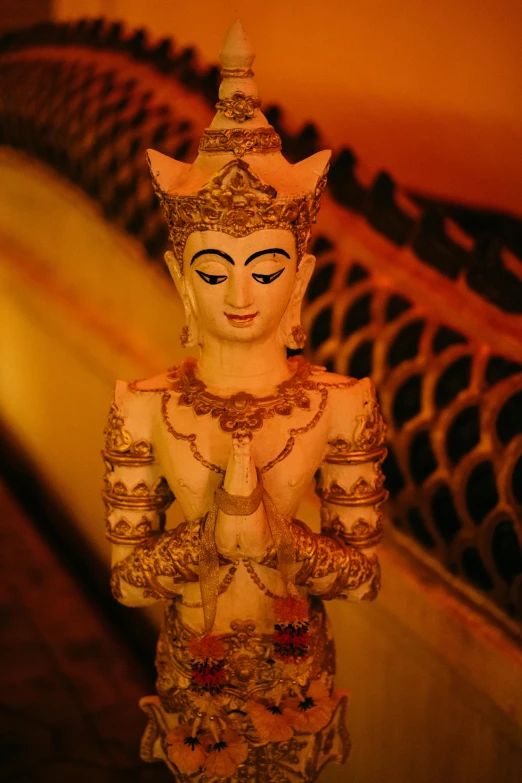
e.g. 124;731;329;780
181;229;300;344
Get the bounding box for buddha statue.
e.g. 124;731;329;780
102;20;386;782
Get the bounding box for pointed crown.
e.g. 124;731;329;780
147;20;331;270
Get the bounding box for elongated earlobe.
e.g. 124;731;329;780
165;251;201;347
278;253;315;349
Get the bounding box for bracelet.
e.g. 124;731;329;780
343;530;383;548
214;480;263;515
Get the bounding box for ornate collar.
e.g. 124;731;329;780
167;357;314;435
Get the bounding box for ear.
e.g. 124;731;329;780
165;250;185;297
165;251;201;347
165;250;194;311
293;253;315;303
278;253;316;349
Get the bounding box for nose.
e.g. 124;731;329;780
225;270;254;310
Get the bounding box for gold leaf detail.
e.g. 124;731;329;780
353;399;386;451
104;402;132;453
103;477;174;511
103;402;153;465
318;477;388;507
168;356;313;435
132;480;151;497
151;158;328;266
112;480;128;496
215;91;260;123
106;515;154;544
199;127;281;157
113;518;133;535
349;477;375;498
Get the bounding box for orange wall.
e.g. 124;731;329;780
54;0;522;215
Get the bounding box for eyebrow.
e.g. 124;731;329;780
245;248;291;266
190;249;234;265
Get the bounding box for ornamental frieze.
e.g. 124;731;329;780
199;127;282;157
318;477;388;507
103;476;174;510
105;515;155;544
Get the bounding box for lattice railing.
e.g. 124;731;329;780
304;238;522;620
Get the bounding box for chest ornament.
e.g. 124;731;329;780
158;358;357;477
167;356;313;436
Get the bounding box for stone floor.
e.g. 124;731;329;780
0;482;172;782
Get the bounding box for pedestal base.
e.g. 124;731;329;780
139;692;351;782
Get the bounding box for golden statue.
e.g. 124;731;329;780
102;20;386;782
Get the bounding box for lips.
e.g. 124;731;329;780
225;312;258;327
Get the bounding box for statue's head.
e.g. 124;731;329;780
147;21;330;350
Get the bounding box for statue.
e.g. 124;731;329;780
102;20;387;782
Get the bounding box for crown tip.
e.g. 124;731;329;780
220;19;255;71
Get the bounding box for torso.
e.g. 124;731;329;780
129;357;358;634
132;357;354;521
155;385;330;521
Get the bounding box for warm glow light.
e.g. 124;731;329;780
54;0;522;215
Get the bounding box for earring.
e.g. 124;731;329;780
279;319;307;349
290;325;307;349
180;311;200;348
180;326;189;347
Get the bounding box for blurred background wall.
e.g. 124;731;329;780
51;0;522;216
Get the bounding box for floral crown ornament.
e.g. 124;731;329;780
147;19;331;271
149;157;328;268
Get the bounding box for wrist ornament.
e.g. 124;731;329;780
215;480;263;516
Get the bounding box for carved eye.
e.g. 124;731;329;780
252;268;285;285
196;270;228;285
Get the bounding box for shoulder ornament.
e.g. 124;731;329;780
103;402;154;467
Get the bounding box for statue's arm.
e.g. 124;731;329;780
262;377;386;600
305;376;387;600
103;381;198;606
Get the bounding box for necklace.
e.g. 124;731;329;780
161;390;226;475
161;358;325;474
167;357;313;435
243;558;285;599
135;358;357;475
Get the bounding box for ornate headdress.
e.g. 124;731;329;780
147;21;331;270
